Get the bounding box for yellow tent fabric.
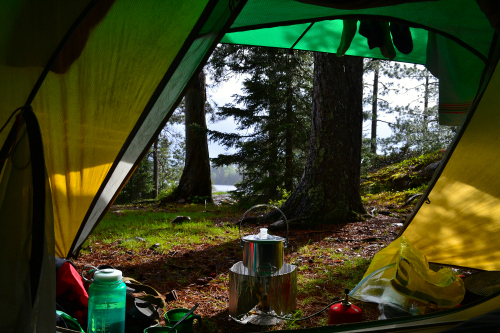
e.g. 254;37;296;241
1;0;237;258
403;58;500;271
29;0;209;258
0;1;242;330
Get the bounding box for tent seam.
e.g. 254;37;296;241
226;14;488;63
68;0;240;257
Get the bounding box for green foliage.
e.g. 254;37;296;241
116;108;185;204
188;195;212;204
116;157;155;203
208;45;313;203
156;181;178;201
362;60;457;172
361;149;444;195
269;186;291;207
363;184;428;207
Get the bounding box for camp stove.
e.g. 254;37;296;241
229;205;297;325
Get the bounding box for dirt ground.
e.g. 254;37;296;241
73;205;404;332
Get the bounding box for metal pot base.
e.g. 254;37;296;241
229;261;297;322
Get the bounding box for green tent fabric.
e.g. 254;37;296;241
2;0;500;331
222;0;491;125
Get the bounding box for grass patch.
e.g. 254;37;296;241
80;206;242;254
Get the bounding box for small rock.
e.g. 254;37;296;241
393;223;404;227
135;236;145;242
171;216;191;225
150;243;160;249
419;161;441;177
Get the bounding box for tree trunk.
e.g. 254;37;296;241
423;70;429;128
153;138;158;198
371;61;379;154
281;53;365;223
284;55;294;191
171;70;212;203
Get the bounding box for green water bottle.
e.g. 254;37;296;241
87;268;127;333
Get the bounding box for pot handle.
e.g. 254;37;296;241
81;265;97;283
238;204;289;247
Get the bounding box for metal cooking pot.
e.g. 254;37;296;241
239;204;289;275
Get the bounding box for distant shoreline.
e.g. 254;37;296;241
213;184;236;192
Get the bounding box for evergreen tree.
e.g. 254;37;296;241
207;45;313;203
166;70;213;203
361;59;403;171
281;53;365;222
362;59;401;151
379;64;457;163
362;62;457;170
116;108;184;204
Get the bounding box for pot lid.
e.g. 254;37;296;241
242;234;285;243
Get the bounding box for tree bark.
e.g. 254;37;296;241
153;138;159;198
284;55;294;191
371;61;379;154
171;70;212;203
281;53;365;223
423;70;429;127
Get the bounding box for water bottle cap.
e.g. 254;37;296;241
94;268;122;283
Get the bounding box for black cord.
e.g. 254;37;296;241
232;296;341;322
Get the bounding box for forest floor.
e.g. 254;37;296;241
74;199;410;332
72;151;446;332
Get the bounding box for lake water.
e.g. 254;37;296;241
213;184;236;192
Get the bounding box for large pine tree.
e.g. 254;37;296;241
168;70;213;203
281;52;366;222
